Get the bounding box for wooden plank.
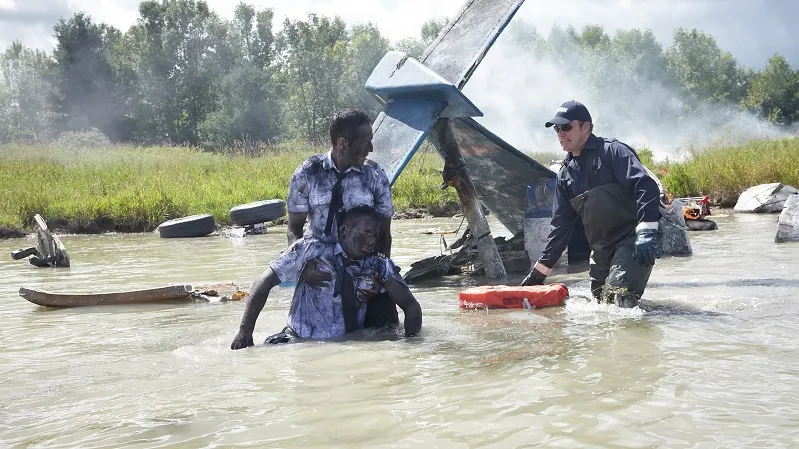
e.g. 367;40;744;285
19;285;193;307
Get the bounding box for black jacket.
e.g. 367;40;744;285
539;134;661;268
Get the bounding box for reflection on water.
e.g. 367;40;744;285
1;213;799;447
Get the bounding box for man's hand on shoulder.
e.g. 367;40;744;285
231;331;254;350
300;258;333;288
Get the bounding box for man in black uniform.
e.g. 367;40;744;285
522;101;662;308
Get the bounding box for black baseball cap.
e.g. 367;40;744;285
544;100;592;128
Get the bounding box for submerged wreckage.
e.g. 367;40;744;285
362;0;691;283
10;214;70;268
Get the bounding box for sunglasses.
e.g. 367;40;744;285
553;123;575;133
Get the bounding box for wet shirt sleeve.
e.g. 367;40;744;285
353;256;405;303
376;257;405;289
372;165;395;219
606;142;661;224
287;163;310;214
269;238;315;283
538;171;578;269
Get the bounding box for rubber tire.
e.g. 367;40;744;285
157;214;216;238
229;200;285;226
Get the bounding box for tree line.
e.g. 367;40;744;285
1;0;797;148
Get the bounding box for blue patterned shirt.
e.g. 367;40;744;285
269;237;406;339
287;151;394;243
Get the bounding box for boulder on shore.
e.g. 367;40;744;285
734;183;799;213
659;198;693;255
775;194;799;243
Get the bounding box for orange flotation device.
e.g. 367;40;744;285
458;283;569;309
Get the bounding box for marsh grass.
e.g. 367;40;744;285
1;137;797;233
658;137;799;206
0;141;458;232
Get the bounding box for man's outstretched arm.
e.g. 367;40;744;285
231;267;282;350
383;278;422;337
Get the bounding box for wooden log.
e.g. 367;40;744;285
19;285;194;307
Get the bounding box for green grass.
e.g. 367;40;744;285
657;137;799;206
1;136;798;234
0;141;459;233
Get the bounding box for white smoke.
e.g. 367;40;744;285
463;24;789;161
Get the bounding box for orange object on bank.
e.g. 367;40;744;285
458;284;569;309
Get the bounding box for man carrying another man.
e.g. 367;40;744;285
231;206;422;349
287;108;398;324
522;101;662;308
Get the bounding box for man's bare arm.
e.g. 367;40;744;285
287;212;307;246
231;267;282;350
383;278;421;337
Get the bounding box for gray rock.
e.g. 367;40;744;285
734;183;799;213
776;194;799;243
659;199;693;256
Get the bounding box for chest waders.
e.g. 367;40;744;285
567;154;653;308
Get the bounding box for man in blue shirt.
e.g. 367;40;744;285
522;101;662;308
230;206;422;349
287;108;398;325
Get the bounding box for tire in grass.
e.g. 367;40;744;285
229;200;285;226
157;214;216;238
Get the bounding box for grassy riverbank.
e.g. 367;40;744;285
534;137;799;207
1;137;798;236
0;141;459;236
655;137;799;206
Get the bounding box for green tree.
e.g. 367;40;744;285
394;18;448;59
51;13;126;139
504;20;548;57
666;28;748;106
198;3;282;147
342;23;389;117
231;2;274;70
277;14;349;142
742;53;799;125
133;0;222;145
578;24;611;50
0;42;55;142
420;18;447;44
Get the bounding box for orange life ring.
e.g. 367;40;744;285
458;284;569;309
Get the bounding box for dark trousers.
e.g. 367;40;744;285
364;293;399;327
589;233;653;308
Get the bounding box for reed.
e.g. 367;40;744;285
658;137;799;206
0;141;458;232
2;136;797;233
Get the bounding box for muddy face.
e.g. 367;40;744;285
342;124;374;167
339;215;380;260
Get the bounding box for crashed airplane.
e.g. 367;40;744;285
364;0;689;280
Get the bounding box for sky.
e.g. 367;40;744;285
1;0;797;69
2;0;797;156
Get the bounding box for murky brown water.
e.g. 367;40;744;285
1;214;798;448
